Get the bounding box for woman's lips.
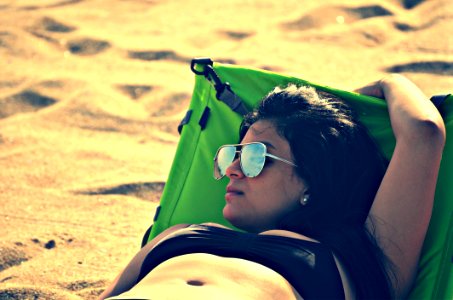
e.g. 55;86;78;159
225;186;243;201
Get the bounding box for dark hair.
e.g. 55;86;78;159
240;84;394;299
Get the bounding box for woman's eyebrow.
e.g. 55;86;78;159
260;141;276;149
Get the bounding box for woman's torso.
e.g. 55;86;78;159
108;224;355;300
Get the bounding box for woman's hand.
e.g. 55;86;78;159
356;74;445;141
380;74;445;143
354;80;385;99
357;74;446;298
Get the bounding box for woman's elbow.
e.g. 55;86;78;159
414;118;446;147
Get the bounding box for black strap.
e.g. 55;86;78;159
217;83;249;115
177;110;193;134
430;94;450;108
191;58;249;116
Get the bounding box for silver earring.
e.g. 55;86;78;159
300;194;309;206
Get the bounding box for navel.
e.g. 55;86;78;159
186;279;204;286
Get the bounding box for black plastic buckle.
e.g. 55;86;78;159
191;58;226;96
190;57;214;75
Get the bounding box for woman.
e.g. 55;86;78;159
99;74;445;299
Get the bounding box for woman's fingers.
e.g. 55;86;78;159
353;80;385;99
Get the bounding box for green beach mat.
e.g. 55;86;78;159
146;59;452;300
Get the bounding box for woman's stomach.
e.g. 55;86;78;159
112;253;302;300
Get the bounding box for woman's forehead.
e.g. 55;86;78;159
248;120;276;136
243;121;289;152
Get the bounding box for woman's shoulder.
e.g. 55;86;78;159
141;223;193;252
261;229;356;299
196;224;320;244
199;224;321;243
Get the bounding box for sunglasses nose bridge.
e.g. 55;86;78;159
224;150;245;178
232;153;243;167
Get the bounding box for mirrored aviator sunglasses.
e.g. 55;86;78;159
213;142;297;180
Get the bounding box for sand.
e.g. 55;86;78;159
0;0;451;299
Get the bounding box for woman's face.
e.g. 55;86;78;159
223;120;308;232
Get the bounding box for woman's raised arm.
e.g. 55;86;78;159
356;74;446;298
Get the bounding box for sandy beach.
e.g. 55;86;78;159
0;0;452;298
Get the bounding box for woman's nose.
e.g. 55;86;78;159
225;158;244;179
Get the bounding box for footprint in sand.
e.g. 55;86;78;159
37;16;76;33
393;16;443;32
283;4;393;30
127;50;190;63
393;20;445;34
75;182;166;202
0;239;61;274
386;61;453;76
0;287;54;300
116;84;154;100
66;38;111;55
62;279;106;292
0;286;80;300
0;90;57;119
394;22;419;32
26;16;77;47
397;0;425;9
219;30;254;40
61;279;106;299
0;246;29;272
28;18;107;55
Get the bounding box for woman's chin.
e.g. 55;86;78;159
223;205;255;232
223;205;242;228
222;204;234;222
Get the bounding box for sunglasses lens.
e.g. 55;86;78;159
241;143;266;177
214;146;236;179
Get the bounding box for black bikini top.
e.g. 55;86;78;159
138;224;345;300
